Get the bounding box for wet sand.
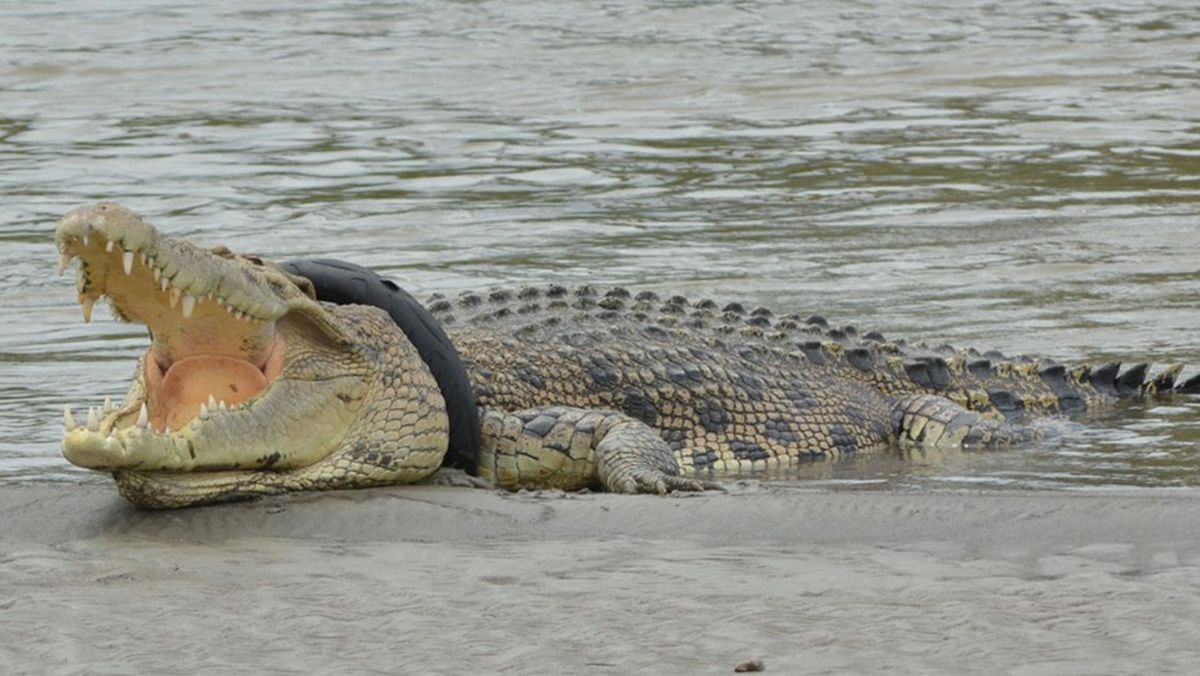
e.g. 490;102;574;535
3;482;1200;673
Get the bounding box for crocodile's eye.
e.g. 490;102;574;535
244;255;264;266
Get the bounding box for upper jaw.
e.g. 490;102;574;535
55;202;288;329
53;203;349;348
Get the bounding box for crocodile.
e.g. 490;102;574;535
54;203;1200;508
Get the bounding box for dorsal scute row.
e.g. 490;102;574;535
422;284;1200;412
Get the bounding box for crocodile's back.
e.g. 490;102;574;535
440;288;897;473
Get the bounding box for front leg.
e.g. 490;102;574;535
477;406;716;494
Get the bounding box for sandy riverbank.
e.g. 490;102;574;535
3;482;1199;673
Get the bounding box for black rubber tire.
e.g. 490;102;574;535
282;259;480;473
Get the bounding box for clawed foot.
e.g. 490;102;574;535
607;469;724;495
593;418;726;495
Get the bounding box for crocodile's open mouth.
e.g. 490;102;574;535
62;232;285;434
55;203;349;471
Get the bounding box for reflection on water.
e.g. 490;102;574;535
1;0;1197;489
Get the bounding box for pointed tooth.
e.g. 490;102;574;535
58;253;72;276
136;403;148;428
82;234;90;246
103;396;113;413
181;294;196;319
122;250;134;275
207;395;217;409
199;403;209;420
105;240;114;253
169;286;181;308
87;407;99;430
234;311;244;321
80;295;97;322
154;266;162;282
219;400;227;411
140;252;148;267
64;405;78;431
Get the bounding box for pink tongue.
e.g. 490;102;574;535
156;355;267;430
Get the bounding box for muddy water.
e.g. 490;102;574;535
1;0;1198;488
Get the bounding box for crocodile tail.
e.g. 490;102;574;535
777;317;1198;417
880;349;1199;417
703;303;1200;416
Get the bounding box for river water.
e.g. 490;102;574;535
1;0;1197;490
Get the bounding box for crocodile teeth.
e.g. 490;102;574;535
208;394;217;409
80;295;98;322
86;406;99;431
58;253;72;276
199;403;209;420
103;396;113;414
82;234;90;246
105;240;115;253
122;250;134;275
140;252;148;267
169;286;181;308
219;400;227;411
181;294;196;319
154;266;162;282
136;403;148;428
64;405;78;431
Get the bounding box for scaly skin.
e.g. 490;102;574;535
53;204;1199;508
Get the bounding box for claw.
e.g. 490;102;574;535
659;474;721;493
610;468;718;495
